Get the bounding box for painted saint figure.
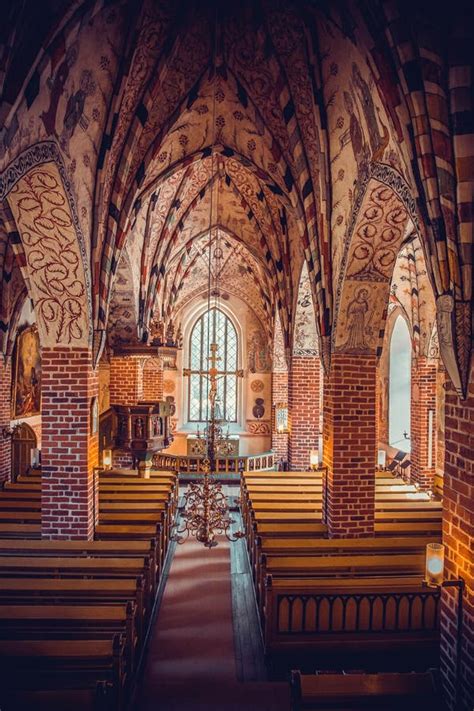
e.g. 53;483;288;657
343;287;370;352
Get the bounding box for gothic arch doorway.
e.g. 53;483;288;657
12;422;37;479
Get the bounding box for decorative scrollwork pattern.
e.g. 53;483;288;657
7;162;89;346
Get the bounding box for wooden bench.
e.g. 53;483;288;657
0;522;41;538
0;577;146;636
253;536;439;585
0;682;114;711
375;521;442;535
290;670;442;710
0;538;160;586
256;553;426;609
263;576;440;671
0;635;126;711
0;602;137;673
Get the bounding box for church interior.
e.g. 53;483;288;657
0;0;472;709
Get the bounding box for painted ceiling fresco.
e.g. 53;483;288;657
0;0;471;395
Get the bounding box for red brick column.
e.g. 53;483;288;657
440;362;474;710
109;356;143;405
41;348;98;540
142;358;163;401
0;358;12;484
411;356;437;490
288;356;320;470
323;353;376;537
271;370;289;462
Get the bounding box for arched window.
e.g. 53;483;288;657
389;315;411;451
188;308;238;423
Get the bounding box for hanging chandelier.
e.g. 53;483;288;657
172;12;244;549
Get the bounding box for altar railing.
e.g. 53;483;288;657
152;450;276;473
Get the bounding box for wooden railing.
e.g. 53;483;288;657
152;451;276;473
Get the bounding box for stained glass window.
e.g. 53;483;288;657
188;308;238;422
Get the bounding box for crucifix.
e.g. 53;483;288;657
183;341;244;470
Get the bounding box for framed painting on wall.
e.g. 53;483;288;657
13;325;42;418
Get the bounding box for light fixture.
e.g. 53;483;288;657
310;449;319;471
173;15;244;548
102;449;112;470
425;542;445;586
377;449;386;470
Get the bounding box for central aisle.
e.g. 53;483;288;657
135;532;289;710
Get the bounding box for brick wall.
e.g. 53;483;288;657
271;370;288;462
288;356;320;470
323;353;376;537
142;357;163;401
112;450;134;469
440;361;474;710
411;356;437;489
41;348;98;540
0;358;12;483
109;356;143;405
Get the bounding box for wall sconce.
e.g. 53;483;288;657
423;542;465;708
377;449;387;470
102;448;112;470
275;404;288;434
310;449;319;471
425;542;445;586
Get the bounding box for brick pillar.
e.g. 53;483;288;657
411;356;437;490
440;362;474;710
0;358;12;483
142;357;163;401
323;353;376;538
109;356;143;405
271;370;289;462
41;348;98;540
288;356;320;470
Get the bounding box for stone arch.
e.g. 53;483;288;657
0;142;92;348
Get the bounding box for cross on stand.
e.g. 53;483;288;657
183;342;244;472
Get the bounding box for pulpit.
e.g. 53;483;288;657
113;401;172;474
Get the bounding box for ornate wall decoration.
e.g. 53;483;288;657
250;379;264;393
1;143;91;347
248;327;271;373
13;325;41;418
163;379;175;394
293;262;319;356
246;420;271;435
252;398;265;419
334;171;413;354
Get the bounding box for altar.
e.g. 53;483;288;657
186;433;239;457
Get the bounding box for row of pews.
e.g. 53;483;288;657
0;468;179;711
240;470;443;677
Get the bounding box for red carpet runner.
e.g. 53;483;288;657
136;534;289;710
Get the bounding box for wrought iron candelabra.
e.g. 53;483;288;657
174;342;245;548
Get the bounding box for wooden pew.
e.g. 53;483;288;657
0;538;160;586
263;576;440;670
0;577;146;637
252;536;439;585
257;553;426;609
1;682;113;711
0;602;137;674
0;635;126;711
290;670;442;710
0;555;154;615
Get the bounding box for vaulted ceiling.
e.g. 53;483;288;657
0;0;471;393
